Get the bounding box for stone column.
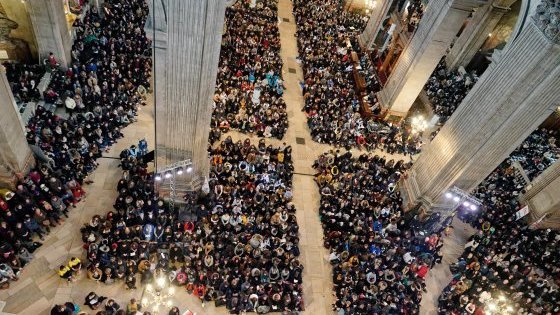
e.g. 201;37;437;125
26;0;72;67
377;0;484;116
0;66;34;188
149;0;225;191
93;0;105;11
445;0;516;70
519;161;560;229
401;6;560;207
359;0;394;49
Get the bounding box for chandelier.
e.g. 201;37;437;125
485;293;515;314
141;276;176;314
411;115;428;134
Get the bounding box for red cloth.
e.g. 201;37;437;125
415;265;429;278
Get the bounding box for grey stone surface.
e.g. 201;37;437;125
377;0;485;115
0;67;34;185
27;0;72;67
446;0;517;70
359;0;394;49
521;160;560;229
151;0;226;191
402;19;560;207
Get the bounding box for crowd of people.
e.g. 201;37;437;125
51;296;185;315
5;62;44;104
0;0;151;290
294;0;423;155
210;0;288;143
508;128;559;181
438;133;560;314
81;137;303;313
424;60;478;125
314;151;446;314
403;0;425;33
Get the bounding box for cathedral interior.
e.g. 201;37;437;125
0;0;558;314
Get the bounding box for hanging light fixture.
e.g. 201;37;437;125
141;276;176;314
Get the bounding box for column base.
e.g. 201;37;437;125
0;152;35;189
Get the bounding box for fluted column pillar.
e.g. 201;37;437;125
150;0;225;192
26;0;72;67
401;5;560;208
359;0;394;49
0;67;35;188
519;160;560;229
445;0;516;70
377;0;485;116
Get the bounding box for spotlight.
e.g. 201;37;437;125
157;277;165;287
186;166;193;173
469;204;477;211
176;167;184;175
164;171;172;179
154;174;162;181
445;192;453;199
463;201;471;207
453;196;460;202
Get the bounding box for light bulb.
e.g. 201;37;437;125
463;201;471;207
164;171;172;179
445;192;453;199
453;196;460;202
176;167;183;175
186;166;193;173
469;204;477;211
154;174;162;181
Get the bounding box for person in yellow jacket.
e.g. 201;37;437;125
58;265;73;282
68;257;82;275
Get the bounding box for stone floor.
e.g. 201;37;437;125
0;1;470;314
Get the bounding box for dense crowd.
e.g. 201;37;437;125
509;128;559;181
404;0;425;33
294;0;422;155
424;60;478;125
0;0;151;289
5;62;44;103
51;296;184;315
82;138;303;313
314;151;445;314
210;0;287;143
438;133;560;314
